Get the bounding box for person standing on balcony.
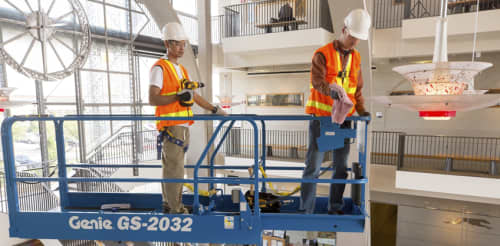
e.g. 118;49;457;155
149;22;226;214
300;9;371;215
278;2;296;31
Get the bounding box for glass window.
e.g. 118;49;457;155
81;71;110;104
111;106;132;130
10;105;41;173
107;0;128;8
105;5;130;36
84;106;111;149
247;93;304;107
0;0;165;169
138;55;160;103
83;40;108;71
109;74;132;104
43;75;76;104
45;106;80;164
83;0;106;31
173;0;197;16
107;41;131;73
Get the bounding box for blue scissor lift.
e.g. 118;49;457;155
1;115;369;244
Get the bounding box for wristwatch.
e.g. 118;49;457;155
211;106;218;114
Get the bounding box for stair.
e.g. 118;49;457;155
13;240;43;246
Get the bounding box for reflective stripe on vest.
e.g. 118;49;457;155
335;52;357;95
306;100;332;112
155;110;194;125
159;60;185;97
163;59;186;87
308;52;357;94
154;59;194;130
306;44;359;117
335;52;356;115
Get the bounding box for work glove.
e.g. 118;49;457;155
330;90;340;100
359;111;371;124
177;89;193;102
212;105;227;116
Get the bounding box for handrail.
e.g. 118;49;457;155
371;130;499;176
85;124;132;161
2;115;370;218
373;0;500;29
220;0;329;38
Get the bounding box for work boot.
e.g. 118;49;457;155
173;207;189;214
162;205;170;214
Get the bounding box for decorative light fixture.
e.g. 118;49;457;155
372;0;499;120
419;110;456;120
0;88;32;110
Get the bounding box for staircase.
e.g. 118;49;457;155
0;127;174;245
13;239;44;246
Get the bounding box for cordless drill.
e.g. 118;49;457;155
177;78;205;107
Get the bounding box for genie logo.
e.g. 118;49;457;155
68;215;193;232
69;216;113;230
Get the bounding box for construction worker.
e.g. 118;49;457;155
301;9;371;215
149;22;226;214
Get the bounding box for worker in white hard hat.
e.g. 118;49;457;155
301;9;371;215
149;22;226;214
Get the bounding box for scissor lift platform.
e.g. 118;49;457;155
2;115;369;244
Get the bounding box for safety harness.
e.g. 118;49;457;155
156;129;189;160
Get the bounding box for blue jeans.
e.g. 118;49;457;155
300;120;351;214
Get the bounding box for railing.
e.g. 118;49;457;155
72;168;124;193
371;131;500;176
373;0;500;29
212;15;224;43
371;131;404;165
0;170;59;213
1;115;370;243
59;240;98;246
222;0;332;38
86;126;157;177
215;127;329;162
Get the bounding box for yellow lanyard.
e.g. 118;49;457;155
335;51;352;92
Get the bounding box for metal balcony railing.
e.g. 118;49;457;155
374;0;500;29
371;131;500;176
220;0;332;38
212;15;224;43
215;127;309;161
0;170;59;213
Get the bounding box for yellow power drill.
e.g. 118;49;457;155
178;78;205;107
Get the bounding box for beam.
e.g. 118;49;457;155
327;1;373;245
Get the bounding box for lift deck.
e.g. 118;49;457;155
1;115;369;244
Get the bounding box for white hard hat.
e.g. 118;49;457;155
344;9;371;40
162;22;188;41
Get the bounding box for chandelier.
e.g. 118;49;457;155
373;0;498;120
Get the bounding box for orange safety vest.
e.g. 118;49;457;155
152;59;194;130
305;43;361;117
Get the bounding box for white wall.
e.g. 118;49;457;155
402;10;500;39
216;68;310;131
396;170;500;200
222;28;334;54
371;164;500;205
397;205;500;246
373;27;500;59
221;28;335;68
